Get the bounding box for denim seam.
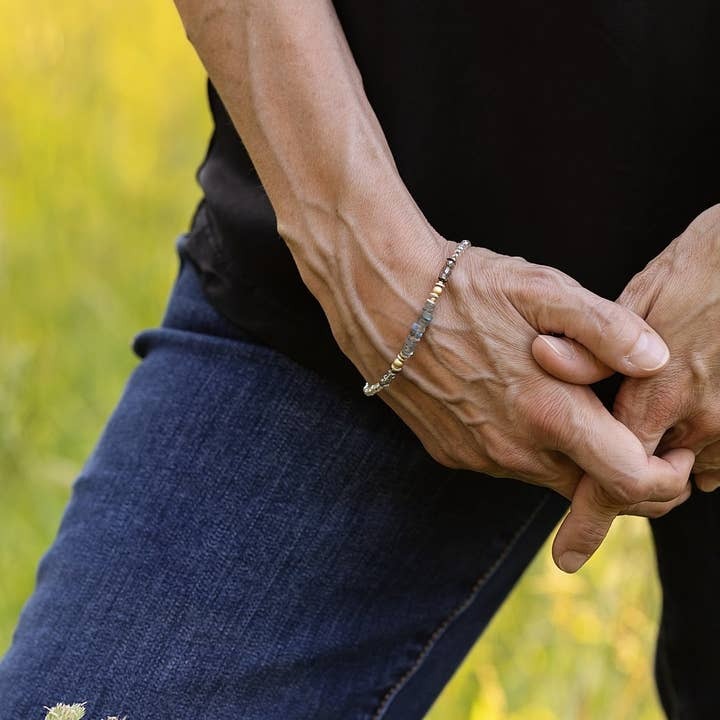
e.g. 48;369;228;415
370;493;551;720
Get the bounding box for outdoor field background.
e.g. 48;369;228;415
0;2;665;718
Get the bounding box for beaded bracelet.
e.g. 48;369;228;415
363;239;471;397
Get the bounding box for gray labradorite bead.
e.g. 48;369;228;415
363;239;471;398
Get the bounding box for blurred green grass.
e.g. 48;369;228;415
0;2;663;718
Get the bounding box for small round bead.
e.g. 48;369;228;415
427;295;437;303
432;284;444;295
391;359;404;372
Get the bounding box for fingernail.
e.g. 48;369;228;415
539;335;575;360
558;551;589;573
627;332;669;371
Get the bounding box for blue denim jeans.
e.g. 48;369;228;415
0;236;710;718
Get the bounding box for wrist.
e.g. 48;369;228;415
276;169;449;378
277;162;444;298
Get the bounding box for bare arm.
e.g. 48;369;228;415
173;0;438;367
173;0;694;573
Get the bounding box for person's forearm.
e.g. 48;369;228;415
173;0;439;318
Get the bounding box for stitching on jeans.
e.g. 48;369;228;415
370;494;551;720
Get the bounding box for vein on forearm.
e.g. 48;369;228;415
173;0;442;375
175;0;399;239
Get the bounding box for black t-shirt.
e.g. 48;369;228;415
183;1;720;393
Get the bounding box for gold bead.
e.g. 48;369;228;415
427;295;437;304
432;284;444;295
391;358;404;372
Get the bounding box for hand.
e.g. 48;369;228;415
532;204;720;569
175;0;693;574
351;237;694;573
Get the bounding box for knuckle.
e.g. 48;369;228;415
597;476;645;509
467;416;540;479
536;269;575;303
467;423;511;473
511;264;575;307
688;353;717;400
589;297;632;346
625;502;670;520
618;268;655;311
484;437;527;476
426;443;464;470
425;438;485;473
645;504;671;520
690;203;720;233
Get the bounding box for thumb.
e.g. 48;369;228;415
526;285;670;378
